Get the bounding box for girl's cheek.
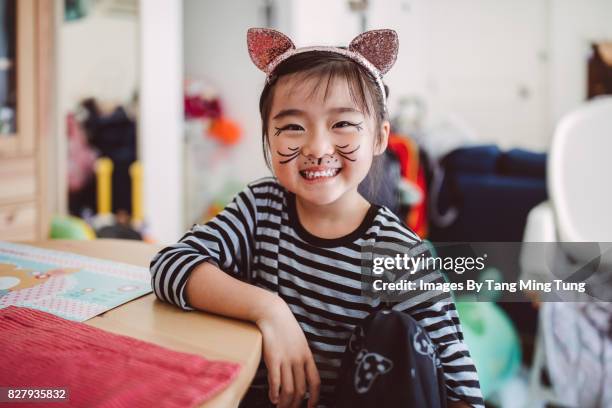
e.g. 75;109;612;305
353;137;379;167
352;151;374;171
273;134;306;152
335;131;361;145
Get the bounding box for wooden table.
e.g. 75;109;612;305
19;239;262;408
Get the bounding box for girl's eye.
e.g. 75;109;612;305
333;121;362;130
274;124;304;136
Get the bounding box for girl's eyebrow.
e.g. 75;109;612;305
272;109;303;120
272;107;362;120
329;107;363;115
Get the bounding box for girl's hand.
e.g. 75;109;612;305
256;297;321;408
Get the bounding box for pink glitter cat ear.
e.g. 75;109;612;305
246;27;398;109
247;28;296;74
349;29;399;74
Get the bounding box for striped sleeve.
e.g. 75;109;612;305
149;183;258;310
377;209;484;407
398;299;485;407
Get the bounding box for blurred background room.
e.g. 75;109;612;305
1;0;611;407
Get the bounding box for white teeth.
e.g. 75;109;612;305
301;168;340;180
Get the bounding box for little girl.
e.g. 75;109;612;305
150;28;483;408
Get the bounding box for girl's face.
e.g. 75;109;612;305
267;73;389;207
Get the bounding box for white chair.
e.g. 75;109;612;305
521;96;612;294
521;96;612;407
548;96;612;244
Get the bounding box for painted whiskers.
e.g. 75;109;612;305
277;146;301;164
276;144;361;165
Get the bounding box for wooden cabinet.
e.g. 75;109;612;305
0;0;54;241
0;201;36;241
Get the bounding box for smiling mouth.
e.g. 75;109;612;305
299;168;342;181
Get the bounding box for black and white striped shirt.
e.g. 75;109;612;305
150;177;484;407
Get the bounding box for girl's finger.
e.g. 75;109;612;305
305;358;321;408
279;362;295;407
268;360;281;405
291;362;307;408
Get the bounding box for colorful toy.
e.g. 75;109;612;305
49;215;96;240
184;78;243;145
209;117;241;145
455;300;522;399
51;157;149;241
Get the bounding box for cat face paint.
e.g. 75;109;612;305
334;144;360;162
267;74;382;207
276;144;360;165
277;146;301;164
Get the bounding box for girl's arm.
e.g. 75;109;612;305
149;185;260;310
150;180;320;407
185;262;321;408
185;261;277;323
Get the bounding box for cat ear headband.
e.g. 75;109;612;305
247;28;399;110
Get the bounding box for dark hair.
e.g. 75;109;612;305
258;51;389;170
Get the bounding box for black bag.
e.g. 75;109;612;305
335;310;447;408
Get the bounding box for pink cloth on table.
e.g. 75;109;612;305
0;306;241;408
